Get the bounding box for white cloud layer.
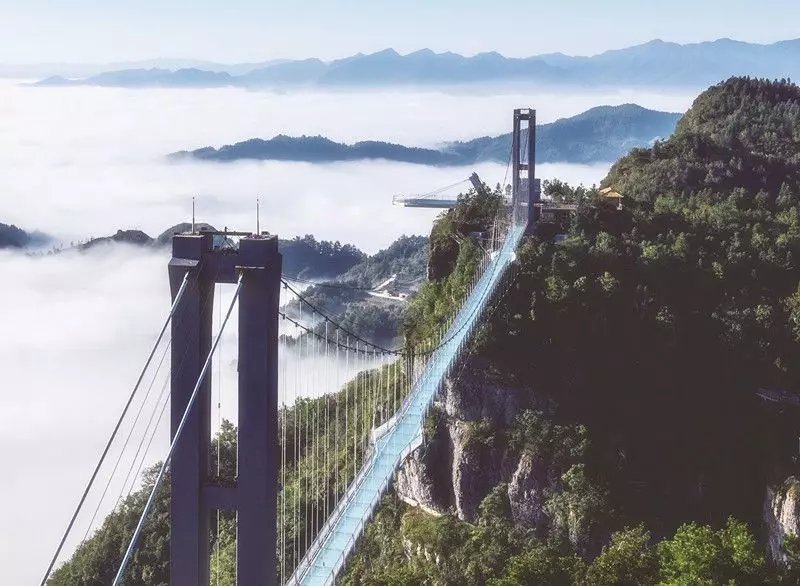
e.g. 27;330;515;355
0;81;694;582
0;80;693;249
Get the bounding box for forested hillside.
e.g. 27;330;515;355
344;77;800;584
284;235;428;348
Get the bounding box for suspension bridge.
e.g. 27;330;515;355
40;109;538;586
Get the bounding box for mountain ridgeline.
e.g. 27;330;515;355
32;38;800;89
172;104;681;166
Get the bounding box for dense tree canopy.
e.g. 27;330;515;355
480;79;800;535
280;234;365;279
346;78;800;584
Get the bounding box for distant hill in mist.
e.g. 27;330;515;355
172;104;681;165
30;38;800;89
75;224;367;281
0;222;50;249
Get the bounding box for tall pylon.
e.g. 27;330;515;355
511;108;539;226
169;231;282;585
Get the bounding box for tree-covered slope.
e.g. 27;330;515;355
338;234;428;288
495;78;800;533
343;77;800;583
284;234;429;348
605;77;800;202
278;234;365;279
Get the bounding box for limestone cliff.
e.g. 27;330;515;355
393;355;581;537
765;476;800;566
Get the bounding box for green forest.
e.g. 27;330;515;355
50;78;800;584
283;234;430;348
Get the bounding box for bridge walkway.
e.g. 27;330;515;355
291;222;526;585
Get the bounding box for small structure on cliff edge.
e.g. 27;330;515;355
599;186;624;210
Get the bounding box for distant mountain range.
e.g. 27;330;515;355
172;104;681;165
0;58;289;79
30;38;800;89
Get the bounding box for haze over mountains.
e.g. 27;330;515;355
30;38;800;89
0;59;290;79
173;104;681;165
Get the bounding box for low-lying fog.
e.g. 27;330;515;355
0;80;693;248
0;79;693;582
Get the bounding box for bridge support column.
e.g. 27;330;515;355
169;232;281;586
236;237;281;585
169;234;214;586
511;108;539;228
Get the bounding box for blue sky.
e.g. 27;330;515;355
0;0;798;63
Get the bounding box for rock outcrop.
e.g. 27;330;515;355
765;476;800;566
395;356;565;526
394;440;449;516
507;451;551;531
395;357;523;520
441;361;521;425
449;419;507;521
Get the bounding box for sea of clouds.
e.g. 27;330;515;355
0;79;694;582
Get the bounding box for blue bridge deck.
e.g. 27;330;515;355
291;222;526;585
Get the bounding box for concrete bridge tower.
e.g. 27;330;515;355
511;108;540;225
168;230;282;586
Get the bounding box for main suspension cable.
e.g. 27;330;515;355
281;279;395;354
113;274;242;586
281;274;376;292
39;271;191;586
79;338;171;545
282;240;508;359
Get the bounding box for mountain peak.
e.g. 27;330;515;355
368;48;400;58
639;38;680;49
473;51;504;60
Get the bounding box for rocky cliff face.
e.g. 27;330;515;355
765;476;800;566
394;436;450;515
394;356;560;528
449;418;509;521
508;451;553;531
